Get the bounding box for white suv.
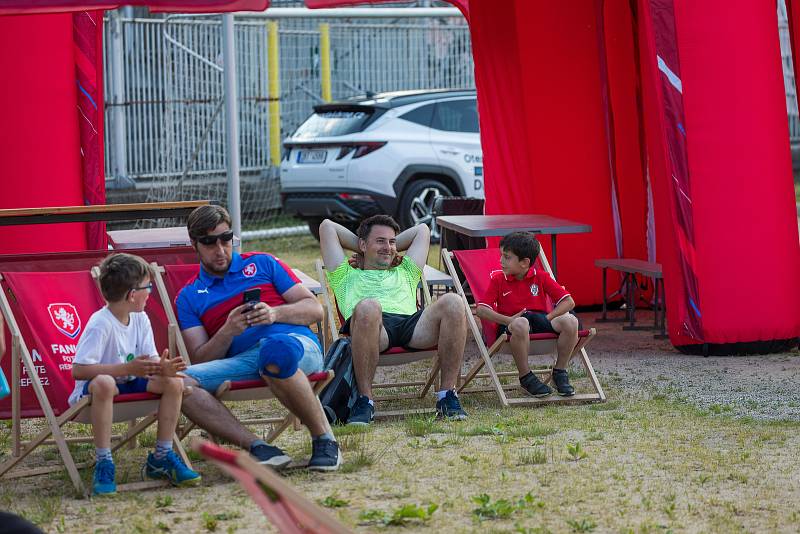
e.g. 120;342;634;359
280;89;483;239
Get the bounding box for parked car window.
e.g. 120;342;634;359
431;99;479;133
293;110;371;139
400;103;435;127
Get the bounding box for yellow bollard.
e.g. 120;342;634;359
267;20;281;167
319;23;332;103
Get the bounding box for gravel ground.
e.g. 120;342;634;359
460;309;800;422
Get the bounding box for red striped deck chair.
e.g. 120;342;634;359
442;248;605;407
315;259;440;419
0;270;191;495
152;262;333;442
192;439;352;534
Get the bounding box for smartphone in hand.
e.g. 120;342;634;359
242;288;261;313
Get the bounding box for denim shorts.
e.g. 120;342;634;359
184;333;324;393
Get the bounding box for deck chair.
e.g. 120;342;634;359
442;248;605;407
0;270;191;495
151;262;333;443
192;438;352;534
315;259;441;419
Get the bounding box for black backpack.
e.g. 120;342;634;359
318;338;359;425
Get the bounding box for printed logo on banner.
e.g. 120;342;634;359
243;263;257;278
47;303;82;339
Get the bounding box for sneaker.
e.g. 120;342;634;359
551;368;575;396
436;390;467;420
520;371;552;397
92;458;116;495
308;439;342;472
144;451;202;487
250;442;293;471
347;395;374;426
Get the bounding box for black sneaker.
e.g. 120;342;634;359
249;442;292;470
436;390;467;420
551;368;575;396
308;439;342;472
347;395;374;426
520;371;552;397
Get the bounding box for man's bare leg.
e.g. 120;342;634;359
349;299;390;399
265;370;332;437
180;377;260;449
407;293;467;390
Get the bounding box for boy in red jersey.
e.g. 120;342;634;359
476;232;579;397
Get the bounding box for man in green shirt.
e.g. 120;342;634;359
320;215;468;425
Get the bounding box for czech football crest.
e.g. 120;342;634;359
48;303;82;339
530;284;539;297
243;263;257;277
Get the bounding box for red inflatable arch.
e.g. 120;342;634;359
1;0;798;353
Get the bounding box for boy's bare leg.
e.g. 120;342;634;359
147;377;184;443
408;293;467;390
89;376;118;448
349;299;389;399
507;317;532;377
551;314;579;369
264;370;332;437
180;378;260;449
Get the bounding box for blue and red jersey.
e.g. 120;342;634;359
175;252;319;357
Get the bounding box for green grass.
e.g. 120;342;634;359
3;238;799;533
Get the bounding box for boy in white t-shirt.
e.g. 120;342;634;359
70;253;200;495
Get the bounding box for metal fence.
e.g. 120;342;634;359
103;6;800;227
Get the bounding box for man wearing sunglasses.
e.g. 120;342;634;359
175;205;340;472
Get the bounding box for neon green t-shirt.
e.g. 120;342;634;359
327;256;422;320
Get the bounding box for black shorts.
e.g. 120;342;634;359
496;310;582;341
341;309;424;349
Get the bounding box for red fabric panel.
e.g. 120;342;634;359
0;1;267;15
670;0;800;344
469;1;617;305
637;0;688;344
73;10;107;250
0;14;88;254
603;0;648;262
0;271;105;418
164;264;201;312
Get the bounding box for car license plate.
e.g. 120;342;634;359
297;149;327;164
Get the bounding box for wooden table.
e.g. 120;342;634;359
0;200;211;226
108;227;241;249
436;214;592;278
293;269;322;296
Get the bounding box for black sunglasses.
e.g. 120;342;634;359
196;231;235;246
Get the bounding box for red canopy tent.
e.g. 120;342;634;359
306;0;800;354
1;0;799;353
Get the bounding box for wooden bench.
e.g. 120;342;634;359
594;258;666;338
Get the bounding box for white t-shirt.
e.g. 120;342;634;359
68;307;158;405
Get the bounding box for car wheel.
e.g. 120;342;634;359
398;179;453;242
307;218;324;241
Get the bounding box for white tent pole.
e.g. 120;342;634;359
222;13;242;248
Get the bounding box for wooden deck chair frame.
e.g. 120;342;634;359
0;271;192;496
441;248;606;407
149;263;334;443
192;438;352;534
315;259;442;419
